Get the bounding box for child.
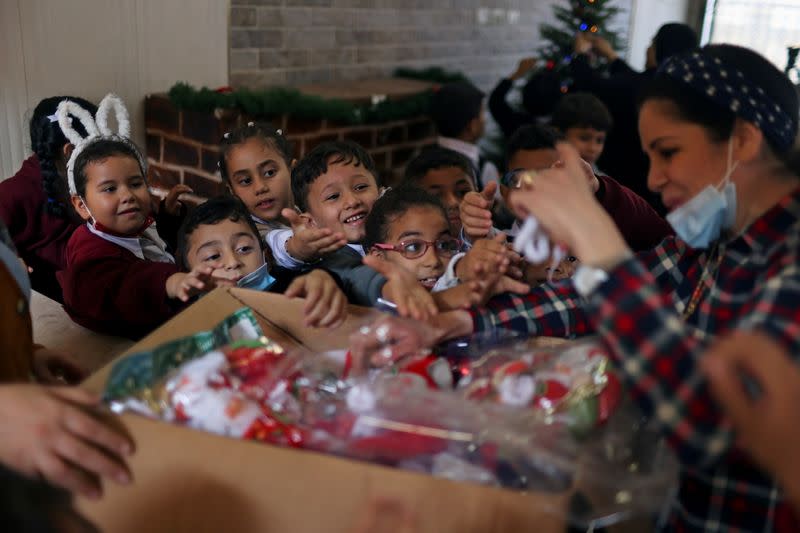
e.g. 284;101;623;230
218;122;346;269
56;95;214;339
291;140;440;320
403;147;477;235
0;96;96;302
461;124;672;253
362;185;527;308
429;82;500;192
549;92;612;173
177;196;347;328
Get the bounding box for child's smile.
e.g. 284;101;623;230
77;155;152;235
375;206;456;291
306;162;379;243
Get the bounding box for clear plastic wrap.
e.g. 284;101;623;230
105;310;678;527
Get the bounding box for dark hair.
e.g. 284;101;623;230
0;463;77;533
429;82;485;138
218;121;293;183
72;138;145;198
362;185;448;251
506;124;564;165
653;23;698;66
640;44;800;173
29;96;98;218
521;69;564;118
550;92;613;133
176;195;263;270
403;146;477;187
291;140;379;212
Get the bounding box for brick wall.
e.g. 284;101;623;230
230;0;633;91
144;94;436;199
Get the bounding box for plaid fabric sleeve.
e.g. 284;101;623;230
587;255;800;469
469;280;594;337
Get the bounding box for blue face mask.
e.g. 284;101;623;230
666;139;739;249
237;262;275;292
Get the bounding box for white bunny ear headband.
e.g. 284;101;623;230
56;93;147;196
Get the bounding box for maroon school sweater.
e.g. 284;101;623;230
57;225;183;340
0;156;80;301
596;174;673;252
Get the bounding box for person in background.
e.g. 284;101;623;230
430;82;500;193
571;23;698;212
0;97;96;302
549;92;613;174
488;57;564;139
432;45;800;531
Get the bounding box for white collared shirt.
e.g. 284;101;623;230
87;223;175;264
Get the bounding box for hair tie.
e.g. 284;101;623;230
247;121;255;127
224;132;231;139
276;129;283;136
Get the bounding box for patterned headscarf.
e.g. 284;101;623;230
660;50;797;152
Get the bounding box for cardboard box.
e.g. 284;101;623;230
79;288;569;533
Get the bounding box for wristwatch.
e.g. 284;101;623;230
573;264;610;297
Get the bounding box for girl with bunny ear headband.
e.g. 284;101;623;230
55;93;219;339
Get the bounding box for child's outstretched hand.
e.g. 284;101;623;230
455;233;523;281
282;209;347;262
163;184;193;216
364;255;438;322
284;269;347;328
460;182;496;240
166;265;216;302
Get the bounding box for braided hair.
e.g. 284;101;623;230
29;96;98;218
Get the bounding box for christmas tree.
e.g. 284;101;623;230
538;0;625;86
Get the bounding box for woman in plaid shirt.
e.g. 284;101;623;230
416;44;800;531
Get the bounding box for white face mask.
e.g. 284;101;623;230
513;216;567;284
665;138;739;249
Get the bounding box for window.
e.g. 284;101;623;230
702;0;800;82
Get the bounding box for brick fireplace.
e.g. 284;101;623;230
144;79;438;202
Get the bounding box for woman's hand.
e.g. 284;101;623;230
0;385;133;499
702;331;800;504
507;143;630;269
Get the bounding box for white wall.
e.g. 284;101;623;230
0;0;229;179
626;0;691;70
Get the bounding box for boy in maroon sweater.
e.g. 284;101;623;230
461;124;672;253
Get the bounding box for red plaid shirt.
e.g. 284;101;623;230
469;187;800;531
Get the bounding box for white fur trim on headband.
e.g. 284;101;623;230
56;100;99;147
59;93;144;196
95;94;131;138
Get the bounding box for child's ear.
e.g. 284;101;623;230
70;195;92;222
368;247;384;258
62;143;75;159
290;158;298;169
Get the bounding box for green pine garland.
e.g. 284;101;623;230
167;67;470;125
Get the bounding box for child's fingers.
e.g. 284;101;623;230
284;278;306;299
481;181;498;202
319;292;346;328
303;280;324;316
317;241;348;255
282;209;305;229
461;201;492;219
499;275;530;295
